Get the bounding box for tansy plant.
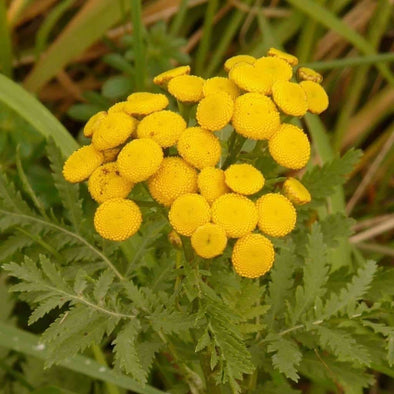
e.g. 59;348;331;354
2;48;393;393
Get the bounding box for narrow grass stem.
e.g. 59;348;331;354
169;0;189;36
130;0;145;90
0;0;13;77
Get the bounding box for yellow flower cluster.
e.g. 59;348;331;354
63;47;323;278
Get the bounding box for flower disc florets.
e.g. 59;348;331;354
197;167;229;204
126;92;169;115
267;47;298;66
297;66;323;83
94;198;142;241
224;54;256;71
168;75;204;103
191;223;228;259
203;77;240;100
84;111;107;138
153;65;191;86
224;164;264;195
232;233;274;278
211;193;258;238
137;110;186;147
300;81;329;114
168;193;211;236
271;80;308;117
229;62;272;94
283;177;311;205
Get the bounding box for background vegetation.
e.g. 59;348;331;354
0;0;393;393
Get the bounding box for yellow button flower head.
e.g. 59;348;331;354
271;80;308;117
229;62;272;94
203;77;240;100
126;92;169;116
297;67;323;83
168;75;204;103
92;112;136;151
102;147;121;163
232;233;274;278
88;162;133;203
283;177;311;205
232;93;280;140
224;163;264;195
107;101;128;115
177;127;221;170
197;167;229;204
84;111;107;138
169;193;211;236
267;48;298;66
153;65;191;86
137;110;186;147
148;157;198;206
191;223;227;259
211;193;258;238
268;123;310;170
117;138;163;183
196;92;234;131
300;81;329;114
94;198;142;241
224;54;256;72
63;144;104;183
256;193;296;237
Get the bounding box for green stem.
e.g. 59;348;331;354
91;344;120;394
169;0;189;36
0;0;12;78
130;0;145;90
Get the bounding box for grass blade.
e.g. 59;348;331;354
0;322;165;394
0;73;78;157
0;0;12;77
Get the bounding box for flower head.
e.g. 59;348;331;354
232;93;280;140
117;138;163;183
168;75;204;103
137;110;186;147
211;193;258;238
254;56;293;92
256;193;296;237
229;63;272;94
267;48;298;66
84;111;107;138
283;177;311;205
196;92;234;131
271;80;308;117
197;167;229;204
203;77;240;100
63;145;103;183
148;157;198;206
224;163;264;195
300;81;329;114
126;92;169;115
232;233;274;278
297;67;323;83
177;127;221;169
88;162;133;203
153;65;191;86
169;193;211;236
224;55;256;72
268;123;310;169
94;198;142;241
191;223;227;259
92;112;136;151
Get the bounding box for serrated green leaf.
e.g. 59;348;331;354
93;269;115;303
195;329;210;352
28;296;68;325
320;213;355;249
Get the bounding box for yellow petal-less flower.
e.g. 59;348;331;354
211;193;258;238
271;80;308;117
256;193;296;237
203;77;240;100
63;145;104;183
177;127;221;170
196;92;234;131
232;233;274;278
283;177;311;205
168;75;204;103
300;81;329;114
169;193;211;236
126;92;169;115
229;63;272;94
137;110;187;147
117;138;163;183
84;111;107;138
94;198;142;241
224;55;256;72
191;223;227;259
268;123;310;170
153;65;191;86
197;167;229;204
148;157;198;206
297;67;323;83
232;93;280;140
88;162;133;203
92;112;136;151
102;147;121;163
267;47;298;66
224;163;264;195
